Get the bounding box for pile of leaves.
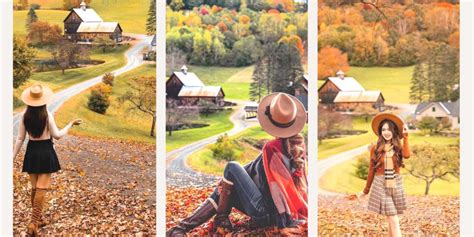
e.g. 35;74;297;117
318;194;459;235
13;135;156;235
166;187;308;236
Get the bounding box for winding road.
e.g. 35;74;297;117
13;34;151;138
166;103;258;188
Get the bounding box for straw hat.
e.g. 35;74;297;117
371;112;404;137
257;93;306;138
21;84;53;107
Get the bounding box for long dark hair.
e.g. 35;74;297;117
282;133;307;188
23;105;48;138
374;119;403;168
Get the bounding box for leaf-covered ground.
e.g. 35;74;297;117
318;194;459;236
13;135;156;235
166;187;308;236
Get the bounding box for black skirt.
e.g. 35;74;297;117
22;139;61;174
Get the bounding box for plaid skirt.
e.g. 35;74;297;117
367;174;406;216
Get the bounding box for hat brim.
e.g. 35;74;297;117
21;86;54;107
371;112;404;138
257;93;307;138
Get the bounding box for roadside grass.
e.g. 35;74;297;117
166;109;234;152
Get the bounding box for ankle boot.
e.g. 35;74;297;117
212;179;234;234
30;188;47;228
27;188;47;237
166;198;217;237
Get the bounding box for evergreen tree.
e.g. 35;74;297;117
270;43;304;94
409;63;427;103
146;0;156;35
13;36;36;88
26;6;38;29
249;58;268;102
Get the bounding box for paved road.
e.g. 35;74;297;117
166;104;258;188
13;34;151;138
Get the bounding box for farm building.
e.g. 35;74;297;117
166;65;225;106
414;100;460;129
63;1;122;42
318;71;385;111
294;74;308;111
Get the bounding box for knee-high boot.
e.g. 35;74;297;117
27;188;47;236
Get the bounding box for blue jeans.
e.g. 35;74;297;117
210;161;269;222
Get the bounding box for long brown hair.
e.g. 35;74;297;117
374;119;403;168
23;105;48;138
282;133;307;188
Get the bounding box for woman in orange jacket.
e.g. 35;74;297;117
357;112;410;237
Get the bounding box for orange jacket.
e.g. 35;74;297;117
363;135;410;194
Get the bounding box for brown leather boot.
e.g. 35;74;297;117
212;179;234;234
30;188;47;228
166;198;217;237
27;188;47;237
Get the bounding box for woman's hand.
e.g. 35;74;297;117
403;124;409;138
71;119;83;126
292;157;305;170
345;192;367;201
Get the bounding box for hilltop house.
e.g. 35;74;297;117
166;65;225;106
318;71;385;111
63;1;122;42
414;100;460;129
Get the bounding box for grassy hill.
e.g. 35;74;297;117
15;0;150;35
55;63;156;144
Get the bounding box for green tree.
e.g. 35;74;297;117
406;144;459;195
13;36;36;88
269;42;304;94
95;35;116;53
146;0;156;35
169;0;184;11
210;134;237;161
230;36;261;66
249;58;268;102
50;39;90;74
409;63;428;103
26;6;38;29
417;116;440;135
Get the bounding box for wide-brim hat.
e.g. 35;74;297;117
257;92;307;138
21;84;53;107
371;112;404;138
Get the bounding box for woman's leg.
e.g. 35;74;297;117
27;173;51;235
29;174;38;207
222;161;267;219
387;215;401;237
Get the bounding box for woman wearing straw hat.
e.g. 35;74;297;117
349;112;410;237
13;84;82;236
167;92;308;236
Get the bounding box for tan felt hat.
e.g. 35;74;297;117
21;84;53;107
257;92;307;138
371;112;404;138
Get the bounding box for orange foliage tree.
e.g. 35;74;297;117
318;47;350;80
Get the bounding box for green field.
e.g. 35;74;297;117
347;66;414;104
14;10;67;36
20;0;149;34
319;154;460;196
166;109;235;151
55;63;156;144
180;65;254;101
187;125;272;175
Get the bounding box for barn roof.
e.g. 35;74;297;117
77;22;121;33
334;91;384;103
325;76;365;92
178;86;224;97
172;71;205;87
70;8;103;22
415;100;459;116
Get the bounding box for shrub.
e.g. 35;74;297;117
210;134;237;161
417;116;440;134
87;83;112;114
354;154;370;180
102;72;115;86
